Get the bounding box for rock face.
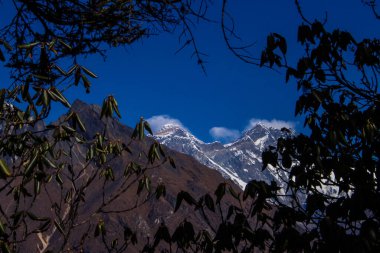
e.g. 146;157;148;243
154;123;292;189
2;100;239;253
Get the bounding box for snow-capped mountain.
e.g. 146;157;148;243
154;123;291;189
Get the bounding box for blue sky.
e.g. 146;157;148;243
0;1;378;143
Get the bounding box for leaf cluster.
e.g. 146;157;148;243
154;4;380;253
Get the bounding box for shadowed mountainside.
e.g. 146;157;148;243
3;100;240;252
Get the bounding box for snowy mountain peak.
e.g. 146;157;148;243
156;123;186;135
252;121;269;129
244;122;295;136
243;123;275;136
153;123;292;190
155;123;204;146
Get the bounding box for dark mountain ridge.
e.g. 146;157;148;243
1;100;239;252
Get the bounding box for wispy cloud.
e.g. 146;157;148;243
209;118;295;143
209;127;240;143
147;115;295;142
146;115;185;133
245;118;295;130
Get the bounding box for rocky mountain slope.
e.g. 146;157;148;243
1;101;239;253
154;123;291;190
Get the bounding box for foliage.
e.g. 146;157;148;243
258;17;380;252
0;0;205;252
0;0;379;253
155;1;380;253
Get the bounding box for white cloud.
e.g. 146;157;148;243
147;115;295;142
245;118;295;130
209;118;295;143
146;115;185;133
209;127;240;143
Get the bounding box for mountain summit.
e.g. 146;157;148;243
154;123;292;189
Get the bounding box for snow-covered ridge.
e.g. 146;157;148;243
154;123;338;207
156;124;203;141
153;123;287;190
155;123;183;133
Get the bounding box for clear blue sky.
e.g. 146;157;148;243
0;1;378;143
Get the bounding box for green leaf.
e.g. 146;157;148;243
168;157;176;169
35;220;51;233
18;41;40;49
34;178;41;195
81;66;98;78
0;49;5;62
204;194;215;212
183;220;195;241
33;74;50;81
297;24;312;44
110;96;121;118
306;194;325;216
81;73;91;90
0;241;11;253
273;32;287;55
0;219;6;236
282;152;292;169
137;178;145;195
111;239;118;249
100;100;107;119
53;64;67;76
145;176;151;192
267;34;276;50
262;150;278;170
74;68;81;86
94;219;105;237
260;50;267;67
144;121;153;135
50;87;71;108
62;125;76;134
0;159;11;177
228;185;240;200
74;113;86;132
155;183;166;199
214;183;226;204
158;143;166;157
226;206;234;220
107;167;115;181
315;69;326;82
139;117;144;140
0;39;13;51
174;192;184;212
12;211;24;226
279;36;287;55
54;220;65;235
42;156;56;169
311;21;324;36
66;65;77;75
58;39;72;50
154;224;171;247
0;89;5;108
285;68;297;83
56;174;64;186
